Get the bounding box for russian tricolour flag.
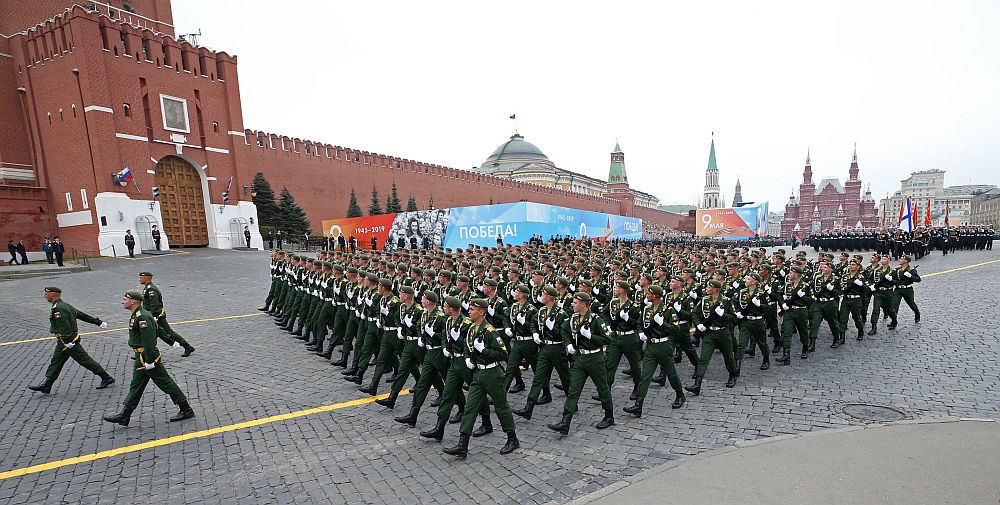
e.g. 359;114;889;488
898;195;914;233
114;167;134;183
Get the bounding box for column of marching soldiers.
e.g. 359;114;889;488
805;226;994;259
259;241;925;459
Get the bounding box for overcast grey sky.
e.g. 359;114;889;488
173;0;999;209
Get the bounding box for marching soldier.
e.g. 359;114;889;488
868;255;899;335
375;286;423;408
512;286;571;420
604;280;642;400
28;287;115;395
394;291;448;427
685;280;738;395
358;279;402;396
733;273;770;372
103;291;193;426
890;255;921;323
443;299;519;458
420;297;481;442
809;262;842;349
139;272;195;357
623;285;686;417
503;285;539;394
776;267;812;364
547;292;615;436
839;259;869;341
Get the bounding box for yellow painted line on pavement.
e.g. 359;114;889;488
921;259;1000;278
0;389;410;481
0;313;264;347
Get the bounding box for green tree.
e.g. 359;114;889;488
278;186;311;237
251;172;279;228
406;194;418;212
346;188;363;218
368;184;383;216
385;181;403;213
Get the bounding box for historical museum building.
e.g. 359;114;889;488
779;147;879;237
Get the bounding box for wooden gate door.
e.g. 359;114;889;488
155;156;209;246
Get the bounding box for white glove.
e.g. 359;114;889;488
556;300;564;308
634;284;641;292
365;297;373;306
144;362;155;370
65;342;76;349
903;271;912;278
376;320;382;329
396;328;404;340
450;328;461;341
884;274;893;281
380;305;389;315
425;324;434;337
593;287;600;295
783;294;791;300
854;278;864;286
714;306;725;316
869;285;876;292
569;283;576;291
653;313;664;325
474;339;485;352
690;291;698;299
619;310;629;321
536;295;543;303
533;333;542;345
529;279;536;287
516;313;526;325
732;281;740;288
172;342;182;349
417;339;425;348
566;344;576;355
765;285;772;294
461;301;469;310
477;285;484;292
404;315;413;327
826;283;835;291
752;297;761;307
545;318;555;330
465;357;474;369
505;327;513;337
99;321;109;329
580;326;592;339
696;324;707;332
736;311;744;319
443;348;452;358
347;290;354;298
673;302;682;312
644;300;652;307
334;285;341;295
640;333;648;342
796;290;805;297
781;303;790;310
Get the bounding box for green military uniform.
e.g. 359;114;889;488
629;294;686;415
433;314;482;428
779;275;812;361
360;286;403;394
377;295;424;404
518;302;570;413
142;279;194;354
890;264;921;321
733;283;770;370
808;271;842;348
839;265;868;340
395;302;448;426
604;295;642;394
868;263;898;332
503;295;539;392
30;292;113;393
666;288;700;367
559;309;613;418
122;305;188;410
691;291;738;384
457;319;516;437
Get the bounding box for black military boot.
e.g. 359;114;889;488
420;418;447;441
623;398;643;417
800;346;809;359
725;374;738;388
443;434;470;459
169;401;195;422
867;324;878;336
430;391;443;407
375;389;399;408
394;407;419;427
28;376;56;395
449;406;464;424
181;344;195;357
318;348;333;359
347;369;365;385
293;327;306;338
513;399;536;420
839;332;847;346
776;348;790;365
673;348;683;363
537;390;552;405
546;413;573;436
553;383;566;392
745;345;756;357
96;372;115;390
508;378;525;394
472;414;493;437
857;329;864;341
595;409;615;429
499;432;519;455
887;319;898;330
808;340;816;353
652;370;667;387
332;352;349;368
671;393;686;409
103;407;134;426
684;377;702;396
621;368;632;377
760;356;770;370
914;311;920;323
629;388;637;401
831;336;840;349
358;377;379;396
258;306;269;312
772;340;783;354
341;363;358;376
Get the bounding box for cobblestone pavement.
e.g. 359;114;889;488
0;247;998;504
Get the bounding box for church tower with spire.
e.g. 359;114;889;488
732;178;743;206
603;141;635;216
701;133;721;208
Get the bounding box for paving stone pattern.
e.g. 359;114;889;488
0;248;998;504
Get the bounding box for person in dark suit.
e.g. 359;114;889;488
370;235;378;251
43;238;54;264
52;237;65;266
125;230;136;258
7;240;18;265
244;226;251;248
266;230;274;250
151;226;162;251
338;234;346;252
276;230;284;250
16;240;29;265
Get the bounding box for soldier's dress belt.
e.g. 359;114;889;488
515;336;534;341
542;340;561;346
708;326;725;331
616;330;637;335
476;363;498;370
817;297;836;302
425;345;442;351
405;336;420;341
845;295;861;299
649;336;671;344
578;348;602;355
744;315;764;320
383;326;400;331
877;287;894;291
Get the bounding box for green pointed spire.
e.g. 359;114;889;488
707;135;718;171
608;142;627;184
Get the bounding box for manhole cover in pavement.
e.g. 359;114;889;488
842;404;906;422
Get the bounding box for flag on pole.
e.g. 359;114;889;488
925;198;932;227
113;167;134;184
898;196;914;232
897;197;905;226
944;201;950;229
509;114;516;120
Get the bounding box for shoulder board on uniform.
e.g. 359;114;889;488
485;324;495;332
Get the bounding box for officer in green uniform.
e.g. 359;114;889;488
604;280;642;399
28;287;115;395
420;296;483;441
334;267;361;367
512;286;570;420
733;273;770;372
685;279;738;395
359;279;403;395
139;272;195;357
394;291;448;427
623;284;686;417
808;261;842;349
103;291;193;426
890;255;921;323
868;255;899;335
503;284;539;393
344;274;382;384
375;285;423;407
547;292;615;436
839;259;868;341
443;298;519;458
776;266;813;363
